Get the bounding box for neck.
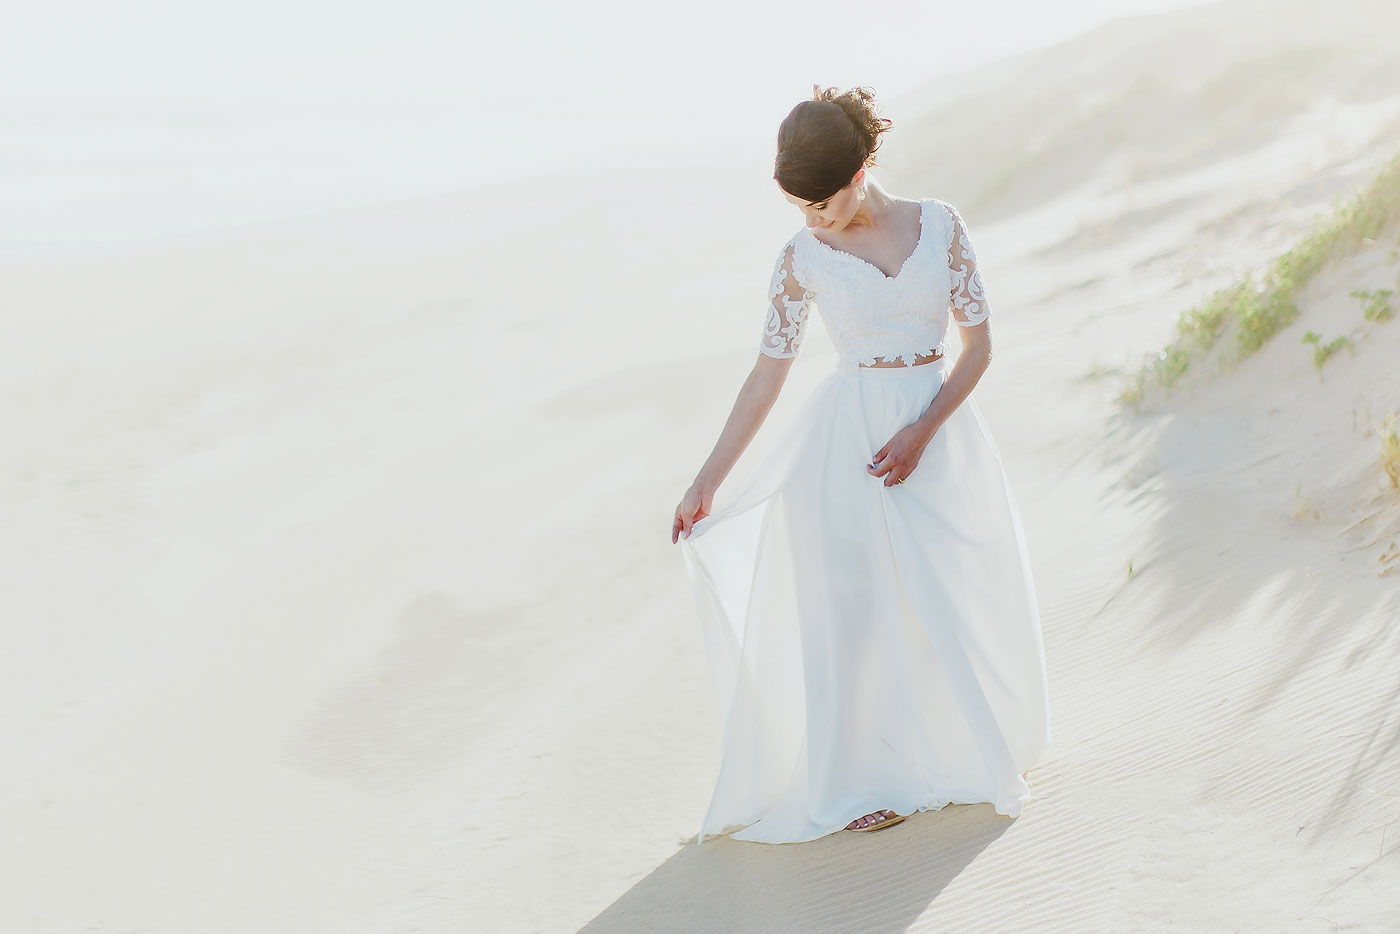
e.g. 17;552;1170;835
849;176;894;230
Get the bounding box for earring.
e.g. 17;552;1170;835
858;187;866;201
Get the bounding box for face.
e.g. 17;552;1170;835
780;168;865;232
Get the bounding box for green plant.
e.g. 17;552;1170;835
1117;345;1190;408
1382;414;1400;489
1352;287;1395;321
1300;330;1351;370
1121;146;1400;404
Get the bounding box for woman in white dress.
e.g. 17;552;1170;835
672;85;1052;845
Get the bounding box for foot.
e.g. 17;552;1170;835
846;809;899;830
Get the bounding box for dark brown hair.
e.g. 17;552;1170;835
773;85;894;203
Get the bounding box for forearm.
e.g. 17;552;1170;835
913;335;991;439
693;358;788;496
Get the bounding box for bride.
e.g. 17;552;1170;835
672;85;1052;844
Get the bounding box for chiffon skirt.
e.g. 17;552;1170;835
678;356;1052;845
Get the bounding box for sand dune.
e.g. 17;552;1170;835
3;0;1400;931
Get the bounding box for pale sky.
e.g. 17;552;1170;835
0;0;1221;253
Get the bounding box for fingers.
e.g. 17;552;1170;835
675;506;698;542
673;506;695;543
869;442;895;477
871;440;920;486
869;458;912;486
673;489;710;543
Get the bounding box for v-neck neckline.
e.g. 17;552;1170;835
804;197;926;281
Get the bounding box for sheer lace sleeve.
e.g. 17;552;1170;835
947;203;990;327
758;240;814;358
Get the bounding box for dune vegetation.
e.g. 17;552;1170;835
1120;147;1400;408
1382;413;1400;489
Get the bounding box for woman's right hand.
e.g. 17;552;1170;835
671;357;787;545
672;483;714;543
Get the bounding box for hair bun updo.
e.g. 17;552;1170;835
773;85;894;203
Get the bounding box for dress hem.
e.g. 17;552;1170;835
694;781;1038;847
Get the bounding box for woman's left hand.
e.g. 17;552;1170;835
867;422;935;486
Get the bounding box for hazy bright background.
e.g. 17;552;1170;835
2;0;1218;254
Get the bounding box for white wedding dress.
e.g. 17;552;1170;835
678;196;1052;845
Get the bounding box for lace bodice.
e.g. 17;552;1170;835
759;198;990;367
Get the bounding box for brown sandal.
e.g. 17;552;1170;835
847;809;906;832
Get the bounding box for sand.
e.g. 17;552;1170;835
3;0;1400;930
